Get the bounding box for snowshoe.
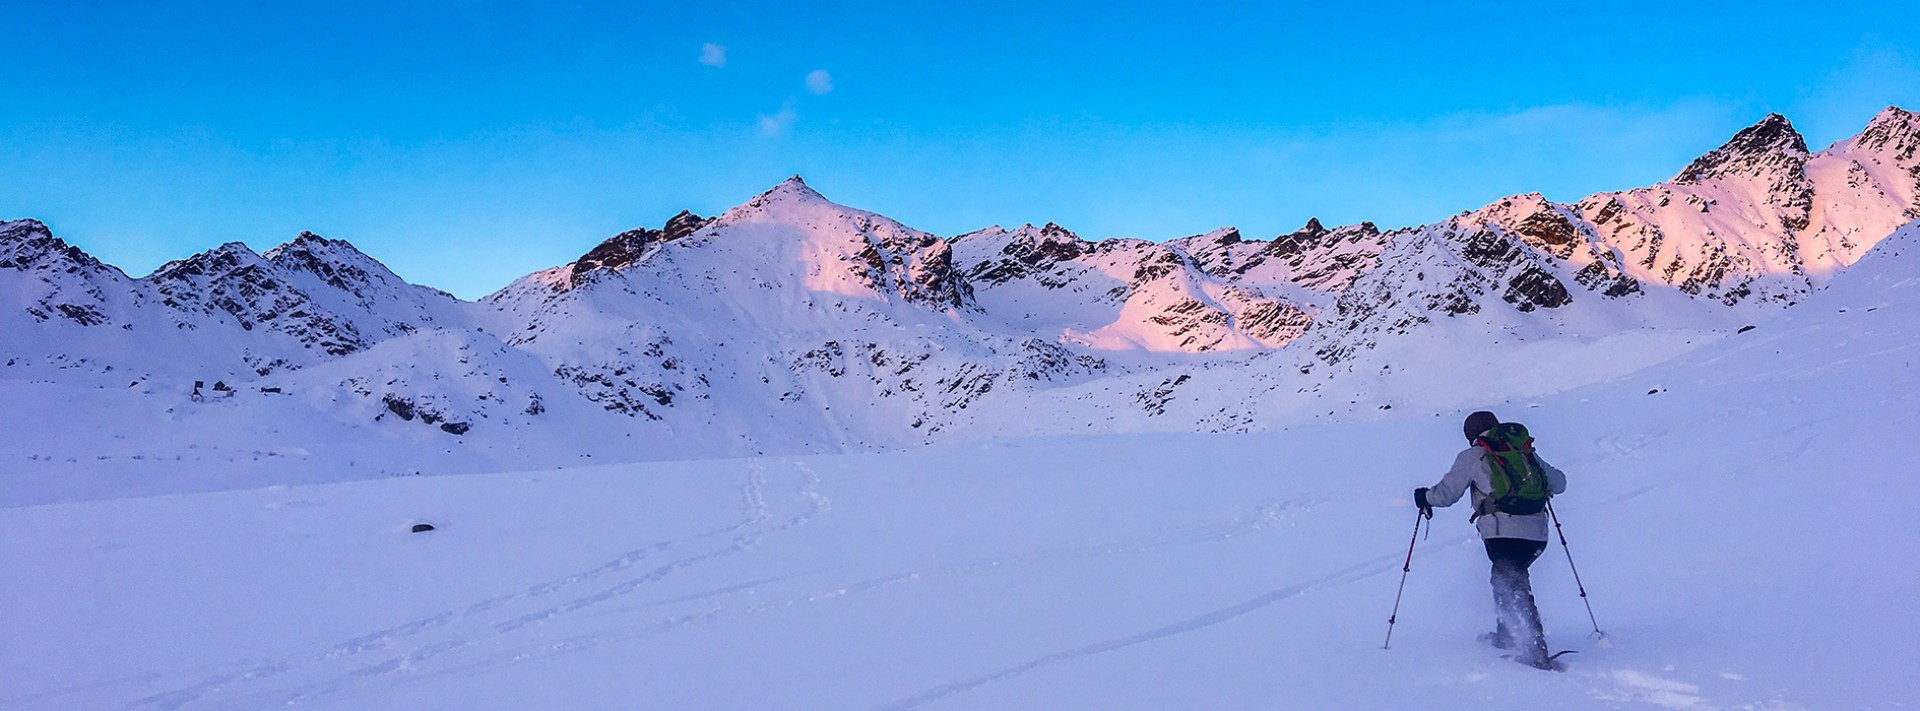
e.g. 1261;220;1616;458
1501;649;1575;671
1477;630;1514;650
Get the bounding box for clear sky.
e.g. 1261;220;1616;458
4;1;1916;298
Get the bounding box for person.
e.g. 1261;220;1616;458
1414;410;1567;669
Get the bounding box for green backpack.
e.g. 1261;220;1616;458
1474;422;1550;516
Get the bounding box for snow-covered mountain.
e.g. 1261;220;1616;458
1;221;466;380
3;107;1917;499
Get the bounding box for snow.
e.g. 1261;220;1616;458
4;223;1917;709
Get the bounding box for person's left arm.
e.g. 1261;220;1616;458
1537;455;1567;496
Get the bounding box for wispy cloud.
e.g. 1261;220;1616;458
699;43;727;68
805;69;833;95
758;101;798;136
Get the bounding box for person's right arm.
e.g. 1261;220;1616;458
1423;449;1481;508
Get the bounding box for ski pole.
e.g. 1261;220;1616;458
1546;501;1607;642
1383;508;1428;649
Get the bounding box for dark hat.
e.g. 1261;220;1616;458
1463;411;1499;443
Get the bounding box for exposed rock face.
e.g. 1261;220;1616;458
1838;106;1920;218
1;219;103;273
269;233;387;295
150;243;301;333
1;219;135;327
1221;289;1314;344
569;211;711;287
1675;113;1811;185
961;222;1091;287
146;232;459;356
1175;219;1387;293
844;215;974;311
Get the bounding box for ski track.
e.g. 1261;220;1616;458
121;459;812;711
291;491;1349;709
119;480;1332;710
867;551;1413;711
261;462;832;709
849;478;1688;711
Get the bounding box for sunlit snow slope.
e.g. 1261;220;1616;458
4;224;1914;710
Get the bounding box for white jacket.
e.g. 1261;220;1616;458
1425;446;1568;542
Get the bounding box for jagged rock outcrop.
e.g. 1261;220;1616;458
1173;219;1387;293
960;222;1092;287
147;232;462;357
569;211;711;287
1;219;143;327
1675;113;1811;185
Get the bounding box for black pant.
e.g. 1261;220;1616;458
1485;538;1549;664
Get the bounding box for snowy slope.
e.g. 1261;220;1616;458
3;109;1919;500
4;222;1915;710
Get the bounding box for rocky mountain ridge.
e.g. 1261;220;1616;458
4;107;1917;479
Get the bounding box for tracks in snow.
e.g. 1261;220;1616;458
122;470;1373;711
869;549;1415;711
124;459;825;711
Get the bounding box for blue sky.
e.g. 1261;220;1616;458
4;1;1916;298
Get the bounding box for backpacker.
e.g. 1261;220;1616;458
1474;422;1550;516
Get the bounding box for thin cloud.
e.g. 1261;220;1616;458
805;69;833;95
759;101;798;136
699;43;727;68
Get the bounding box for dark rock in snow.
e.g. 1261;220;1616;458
569;211;711;286
383;393;416;421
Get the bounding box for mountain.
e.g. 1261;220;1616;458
1;222;466;382
3;108;1918;499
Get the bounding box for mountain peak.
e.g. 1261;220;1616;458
1;218;52;241
1203;226;1242;245
262;231;402;294
1867;105;1916;128
148;242;268;283
1;218;105;271
724;175;839;220
266;231;373;263
1281;217;1330;243
765;175;825;201
1854;105;1920;156
1675;113;1809;184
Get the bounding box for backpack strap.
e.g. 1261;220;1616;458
1471;441;1512;522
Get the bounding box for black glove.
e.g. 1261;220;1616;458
1414;487;1433;518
